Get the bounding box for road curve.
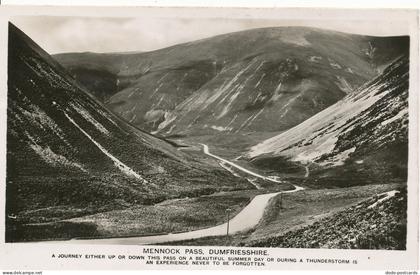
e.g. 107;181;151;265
46;144;303;245
201;144;286;183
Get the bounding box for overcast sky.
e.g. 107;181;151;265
10;16;409;54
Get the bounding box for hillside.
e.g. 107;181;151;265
54;28;408;137
249;187;407;250
247;55;409;187
6;23;252;241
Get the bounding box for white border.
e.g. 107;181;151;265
0;4;418;271
1;0;420;9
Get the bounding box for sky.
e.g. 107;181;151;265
10;15;410;54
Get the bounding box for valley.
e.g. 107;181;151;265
5;23;264;242
43;144;302;244
164;183;405;249
6;22;410;250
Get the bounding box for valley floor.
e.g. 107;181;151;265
10;141;406;249
161;183;405;249
10;142;292;242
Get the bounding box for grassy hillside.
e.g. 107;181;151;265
247;56;409;187
249;187;407;250
54;28;408;138
161;184;406;250
6;23;253;242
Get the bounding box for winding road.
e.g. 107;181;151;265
201;144;286;183
50;144;303;245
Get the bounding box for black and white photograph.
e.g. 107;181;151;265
0;4;419;271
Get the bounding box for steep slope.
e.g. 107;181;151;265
247;56;409;187
249;187;407;250
54;27;408;136
6;23;251;241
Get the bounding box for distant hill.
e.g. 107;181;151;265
6;23;251;241
54;27;409;136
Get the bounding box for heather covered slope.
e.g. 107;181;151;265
6;23;251;241
247;56;409;187
54;27;408;136
249;188;407;250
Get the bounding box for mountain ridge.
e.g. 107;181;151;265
54;27;409;138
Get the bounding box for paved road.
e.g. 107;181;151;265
201;144;286;184
47;144;303;245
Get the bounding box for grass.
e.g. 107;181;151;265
70;191;253;237
171;141;298;190
250;186;407;249
6;220;99;242
161;183;404;247
171;132;283;160
9;189;275;241
6;26;258;242
248;183;402;241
